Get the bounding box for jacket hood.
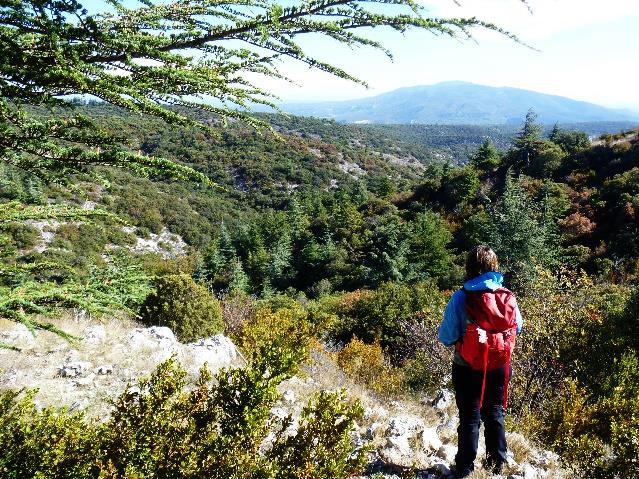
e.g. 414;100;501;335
463;271;504;291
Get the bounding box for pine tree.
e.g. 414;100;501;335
267;234;293;288
548;124;590;155
227;256;250;294
406;210;455;284
470;139;502;171
288;199;311;243
519;109;544;142
506;109;544;171
549;123;562;143
363;214;409;286
217;223;236;263
484;172;563;291
505;110;568;178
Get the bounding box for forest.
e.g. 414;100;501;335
3;101;639;477
1;0;639;478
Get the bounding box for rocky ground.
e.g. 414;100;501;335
0;314;240;418
0;315;565;479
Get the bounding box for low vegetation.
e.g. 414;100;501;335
1;1;638;475
3;109;639;477
140;274;223;342
0;342;367;479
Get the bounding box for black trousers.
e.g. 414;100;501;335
452;362;509;476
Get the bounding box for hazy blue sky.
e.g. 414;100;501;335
84;0;639;110
256;0;639;110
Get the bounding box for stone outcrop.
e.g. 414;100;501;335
0;320;242;418
355;391;562;478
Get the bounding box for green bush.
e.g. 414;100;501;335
267;390;367;479
507;274;639;477
0;390;97;479
337;337;404;395
140;274;223;342
0;346;366;479
402;348;451;394
329;281;448;363
234;303;313;363
3;222;41;250
531;355;639;479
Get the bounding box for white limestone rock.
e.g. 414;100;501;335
364;405;389;420
387;415;425;437
149;326;176;342
269;407;289;421
284;417;299;437
286;376;304;386
0;324;35;346
380;415;427;467
128;329;157;351
83;325;106;344
422;426;443;452
58;361;93;378
75;373;96;387
96;364;114;375
522;463;539;479
185;335;239;373
130;227;187;259
380;435;414;467
530;449;560;468
432;389;454;410
436;444;457;463
282;390;296;404
367;422;384;439
0;367;21;386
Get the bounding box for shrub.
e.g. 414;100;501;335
220;291;257;337
233;302;313;364
399;319;453;394
507;269;588;419
530;379;609;476
603;353;639;477
337;337;404;395
3;222;40;250
329;281;448;363
267;390;367;479
0;346;367;479
509;273;639;477
0;390;98;479
140;274;223;342
530;362;639;479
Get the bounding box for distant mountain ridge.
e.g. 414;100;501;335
281;81;639;125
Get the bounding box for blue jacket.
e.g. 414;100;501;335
438;272;523;347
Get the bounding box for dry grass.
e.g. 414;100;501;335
507;432;536;465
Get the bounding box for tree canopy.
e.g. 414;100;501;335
0;0;523;182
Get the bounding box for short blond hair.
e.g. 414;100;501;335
466;245;499;279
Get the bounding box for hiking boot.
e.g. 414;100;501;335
449;465;473;478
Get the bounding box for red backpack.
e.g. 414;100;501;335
455;287;518;408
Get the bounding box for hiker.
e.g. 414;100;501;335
438;245;523;478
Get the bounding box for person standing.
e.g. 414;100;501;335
438;245;523;478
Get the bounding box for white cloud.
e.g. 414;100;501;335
423;0;639;40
